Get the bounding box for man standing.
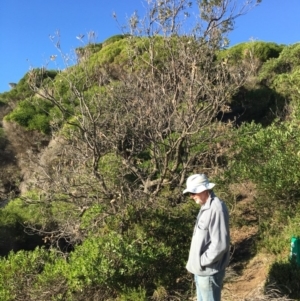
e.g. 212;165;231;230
183;174;230;301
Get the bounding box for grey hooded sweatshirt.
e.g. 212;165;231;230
186;194;230;276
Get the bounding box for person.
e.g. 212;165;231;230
183;174;230;301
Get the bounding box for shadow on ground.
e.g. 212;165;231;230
229;233;258;276
266;259;300;300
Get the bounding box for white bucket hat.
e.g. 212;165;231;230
183;174;215;194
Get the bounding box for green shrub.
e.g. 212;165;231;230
218;41;284;64
0;248;52;301
229;121;300;201
260;204;300;256
0;69;58;104
92;40;126;65
67;207;189;296
5;98;53;134
75;43;103;59
259;43;300;85
0;197;43;227
116;287;147;301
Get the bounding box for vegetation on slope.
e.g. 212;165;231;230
0;0;300;300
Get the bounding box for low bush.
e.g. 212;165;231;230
5;98;53;134
0;200;196;300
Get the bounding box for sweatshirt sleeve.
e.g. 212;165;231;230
200;208;229;268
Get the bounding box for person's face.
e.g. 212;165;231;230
190;190;209;205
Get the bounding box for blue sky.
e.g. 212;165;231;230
1;0;300;93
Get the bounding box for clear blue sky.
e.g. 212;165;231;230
1;0;300;93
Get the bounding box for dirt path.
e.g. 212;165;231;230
222;225;278;301
223;254;271;301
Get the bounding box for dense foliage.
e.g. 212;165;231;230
1;0;300;300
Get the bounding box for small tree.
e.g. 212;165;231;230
24;0;260;248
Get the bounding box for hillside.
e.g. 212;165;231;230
0;18;300;301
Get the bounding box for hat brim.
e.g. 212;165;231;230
183;183;215;194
